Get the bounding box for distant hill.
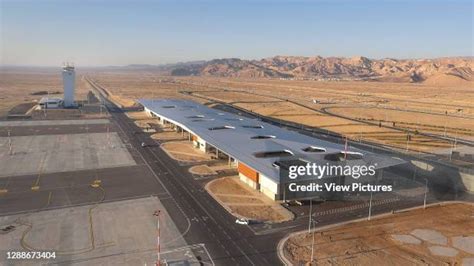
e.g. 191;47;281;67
165;56;473;84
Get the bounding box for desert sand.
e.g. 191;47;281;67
284;203;474;265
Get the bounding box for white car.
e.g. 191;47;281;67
235;218;249;225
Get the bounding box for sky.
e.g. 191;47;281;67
1;0;472;66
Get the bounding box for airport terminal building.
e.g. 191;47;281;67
139;99;401;201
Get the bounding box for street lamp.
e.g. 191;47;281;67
423;178;429;209
308;199;313;233
310;219;316;263
153;210;161;266
368;191;373;221
8;130;12;155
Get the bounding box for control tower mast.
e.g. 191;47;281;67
62;62;75;107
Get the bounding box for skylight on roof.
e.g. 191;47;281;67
273;159;309;169
192;118;215;122
251;135;276;139
208;125;235;131
254;150;294;158
302;146;326;153
242;125;264;129
324;151;363;161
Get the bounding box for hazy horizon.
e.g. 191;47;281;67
1;0;472;67
1;55;473;69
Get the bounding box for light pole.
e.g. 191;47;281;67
368;191;373;221
444;109;448;137
310;219;316;263
412;166;417;181
8;130;12;155
450;133;457;161
406;133;410;152
107;125;110;148
423;178;428;209
308;199;313;233
344;136;348;160
449;141;453;161
153;210;161;266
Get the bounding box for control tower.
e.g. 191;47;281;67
62;63;75;107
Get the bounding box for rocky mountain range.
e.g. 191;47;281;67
168;56;473;85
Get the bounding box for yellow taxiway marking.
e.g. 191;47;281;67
91;179;102;188
32;154;47;192
46;191;52;206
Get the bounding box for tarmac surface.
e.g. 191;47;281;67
0;123;116;137
0;119;110;127
0;106;201;265
0;197;211;265
0;132;135;177
0;164;166;216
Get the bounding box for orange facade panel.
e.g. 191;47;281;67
238;162;259;183
191;135;198;141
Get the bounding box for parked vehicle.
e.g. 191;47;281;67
235;218;249;225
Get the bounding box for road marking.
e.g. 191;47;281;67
107;99;194;243
144;143;256;265
31;153;47;191
45;191;53;208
